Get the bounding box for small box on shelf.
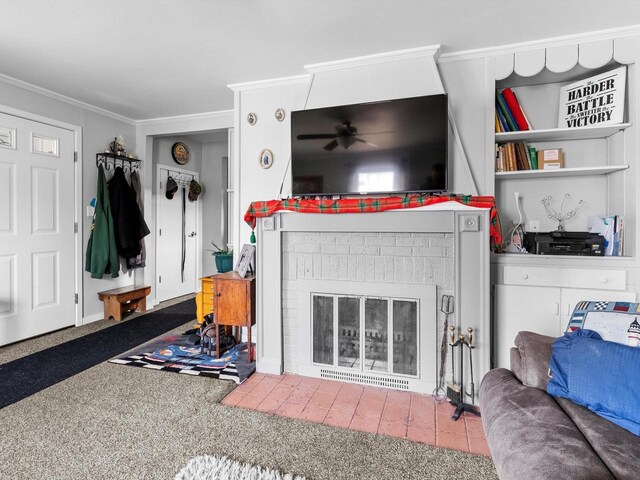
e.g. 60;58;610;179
538;149;564;170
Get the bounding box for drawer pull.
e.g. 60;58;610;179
521;274;529;280
600;277;609;284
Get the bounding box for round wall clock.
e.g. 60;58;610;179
171;142;190;165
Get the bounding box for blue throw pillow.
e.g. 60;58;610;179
548;329;640;436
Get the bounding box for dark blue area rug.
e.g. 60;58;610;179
0;299;196;409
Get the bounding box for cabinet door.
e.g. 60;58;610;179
215;279;248;326
494;285;560;369
560;288;637;332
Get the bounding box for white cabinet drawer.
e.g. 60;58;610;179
503;266;626;291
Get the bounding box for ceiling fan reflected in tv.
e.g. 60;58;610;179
291;94;448;196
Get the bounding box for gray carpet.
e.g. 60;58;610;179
0;309;497;480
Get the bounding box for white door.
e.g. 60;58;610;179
156;166;199;302
494;285;560;369
0;112;76;346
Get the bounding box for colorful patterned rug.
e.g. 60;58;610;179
109;333;256;384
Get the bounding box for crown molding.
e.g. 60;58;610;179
304;45;442;73
438;24;640;63
135;109;234;127
228;74;310;92
0;72;136;125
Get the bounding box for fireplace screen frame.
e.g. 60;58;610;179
311;292;420;379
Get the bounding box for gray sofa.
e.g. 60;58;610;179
480;331;640;480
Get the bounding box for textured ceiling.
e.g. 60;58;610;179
2;0;640;120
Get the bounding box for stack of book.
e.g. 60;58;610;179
495;142;538;172
496;88;532;132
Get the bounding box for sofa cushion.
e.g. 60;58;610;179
510;331;555;390
557;397;640;480
548;329;640;435
480;368;613;480
566;300;640;347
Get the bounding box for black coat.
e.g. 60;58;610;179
108;167;150;258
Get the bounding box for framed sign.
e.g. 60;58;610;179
234;244;256;278
558;66;626;128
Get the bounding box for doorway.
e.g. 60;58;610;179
155;165;200;302
0;111;78;346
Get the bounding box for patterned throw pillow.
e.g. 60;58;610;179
567;301;640;347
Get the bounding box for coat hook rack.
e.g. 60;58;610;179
96;152;142;172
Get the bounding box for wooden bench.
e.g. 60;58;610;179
98;285;151;321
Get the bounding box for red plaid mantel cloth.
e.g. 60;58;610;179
244;195;502;249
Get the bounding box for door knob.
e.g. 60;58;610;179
188;231;196;237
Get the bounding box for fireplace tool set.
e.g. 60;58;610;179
434;295;454;401
447;325;480;421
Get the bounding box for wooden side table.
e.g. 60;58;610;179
201;271;256;361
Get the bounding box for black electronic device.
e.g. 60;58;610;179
523;231;605;256
291;94;448;196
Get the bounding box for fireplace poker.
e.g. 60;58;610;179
434;295;454;401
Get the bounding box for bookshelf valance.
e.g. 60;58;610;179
495;37;637;80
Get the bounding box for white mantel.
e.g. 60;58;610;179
253;205;491;400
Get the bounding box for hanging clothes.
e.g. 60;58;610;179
85;165;119;278
126;170;146;269
108;166;150;258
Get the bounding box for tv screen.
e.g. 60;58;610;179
291;94;448;196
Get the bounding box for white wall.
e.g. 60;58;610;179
0;81;137;321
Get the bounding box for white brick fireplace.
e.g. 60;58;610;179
254;206;491;397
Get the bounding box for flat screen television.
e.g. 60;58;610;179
291;94;448;196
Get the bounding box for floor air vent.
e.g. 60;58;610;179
320;369;409;390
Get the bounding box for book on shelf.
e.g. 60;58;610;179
495;89;532;132
495;141;539;172
558;65;626;129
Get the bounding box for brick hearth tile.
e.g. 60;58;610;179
354;400;384;422
323;409;354;429
386;390;412;407
298;377;322;390
407;425;436;445
436;413;467;436
269;383;295;401
410;393;436;412
435;401;457;415
408;408;436;430
350;416;380;434
287;387;316;405
221;389;246;406
277;402;306;419
381;403;410;424
331;394;360;414
317;379;343;394
378;420;408;438
437;431;470;452
250;377;282;397
465;418;486;438
280;374;303;387
468;436;492;457
235;375;262;394
361;386;388;404
237;394;264;410
256;395;285;414
308;390;338;409
300;406;329;423
339;383;364;398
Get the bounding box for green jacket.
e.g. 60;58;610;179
85;165;119;278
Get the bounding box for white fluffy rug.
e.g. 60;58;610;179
175;455;305;480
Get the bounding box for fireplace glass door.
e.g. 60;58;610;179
312;293;419;378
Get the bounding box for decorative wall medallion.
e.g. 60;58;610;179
247;112;258;125
275;108;286;122
259;148;274;169
171;142;190;165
